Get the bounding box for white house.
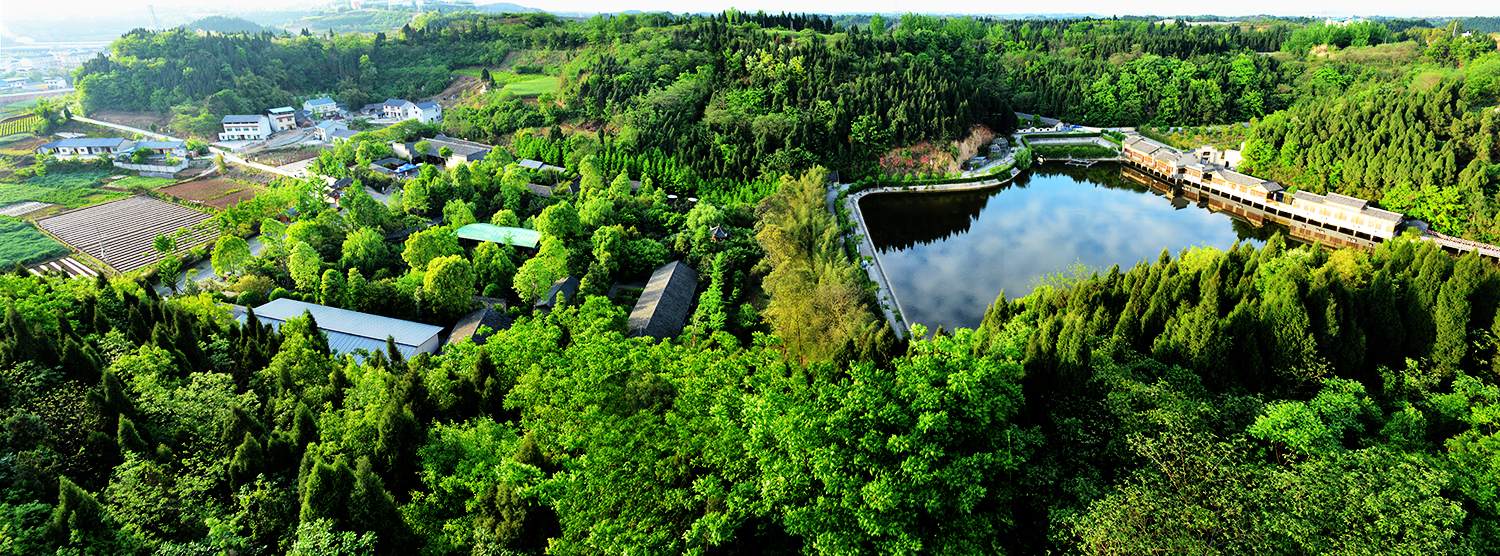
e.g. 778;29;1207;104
19;57;53;71
382;98;416;119
303;97;339;117
381;98;443;124
43;77;66;89
314;120;349;141
134;140;188;159
35;138;135;157
330;129;360;144
50;52;88;68
407;101;442;124
220;115;272;141
267;107;297;132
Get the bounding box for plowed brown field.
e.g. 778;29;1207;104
159;179;265;209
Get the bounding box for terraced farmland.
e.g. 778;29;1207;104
0;115;39;136
36;196;216;274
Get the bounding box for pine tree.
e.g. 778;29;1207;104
293;402;320;448
350;456;413;552
385;336;405;372
342;268;368;312
59;337;100;384
264;432;297;475
375;401;421;501
4;303;55;367
298;456;355;530
222;405;267;447
1433;252;1483;376
513;431;551;472
117;416;149;454
47;477;104;544
100;371;136;432
230;431;266;488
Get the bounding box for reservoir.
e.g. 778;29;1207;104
860;163;1289;331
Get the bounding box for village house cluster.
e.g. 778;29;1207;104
214;96;441;148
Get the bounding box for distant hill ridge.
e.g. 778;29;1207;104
185;16;270;34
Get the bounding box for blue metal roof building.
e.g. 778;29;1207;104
243;298;443;358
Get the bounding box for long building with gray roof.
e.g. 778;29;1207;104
243;298;443;358
628;261;699;340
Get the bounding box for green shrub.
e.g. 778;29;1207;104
268;287;289;301
238;290;266;306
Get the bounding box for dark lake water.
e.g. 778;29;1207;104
861;163;1283;331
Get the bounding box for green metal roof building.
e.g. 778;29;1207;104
454;223;542;249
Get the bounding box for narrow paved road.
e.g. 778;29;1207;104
70;115;179;141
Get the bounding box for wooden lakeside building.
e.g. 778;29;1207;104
1121;135;1404;245
1120;164;1385;251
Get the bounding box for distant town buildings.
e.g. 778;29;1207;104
1324;16;1368;27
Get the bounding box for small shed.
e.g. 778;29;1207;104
447;306;513;347
524;183;553;198
535;276;580;313
628;261;699;340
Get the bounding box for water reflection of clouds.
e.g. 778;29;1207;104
879;174;1252;331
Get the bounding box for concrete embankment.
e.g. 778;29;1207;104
839;161;1027;337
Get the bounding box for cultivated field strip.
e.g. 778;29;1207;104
36;196;216;274
27;256;99;278
0;201;54;217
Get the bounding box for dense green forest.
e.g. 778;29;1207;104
8;164;1500;553
19;10;1500;555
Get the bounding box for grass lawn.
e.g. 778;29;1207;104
110;176;178;190
0;133;40;154
0;99;41;118
454;69;552;86
502;76;560;97
0;218;69;269
0;170;127;209
25;170;114;189
0;184;126;209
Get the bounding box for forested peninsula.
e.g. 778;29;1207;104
4;9;1500;556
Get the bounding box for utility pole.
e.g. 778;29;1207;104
148;5;162;32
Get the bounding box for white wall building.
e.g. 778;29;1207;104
35;138;135;157
267;107;297;132
303;97;339;117
220;115;272;141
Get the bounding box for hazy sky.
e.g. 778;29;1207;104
2;0;1489;20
